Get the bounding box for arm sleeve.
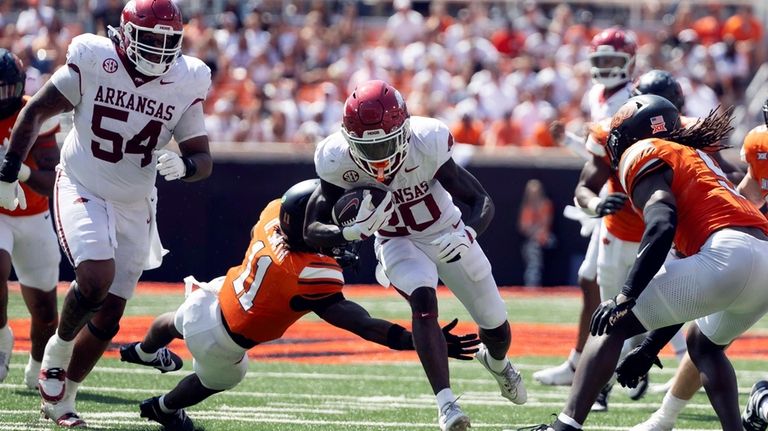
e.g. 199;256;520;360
49;65;82;107
173;101;207;143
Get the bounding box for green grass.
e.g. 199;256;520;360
2;286;767;430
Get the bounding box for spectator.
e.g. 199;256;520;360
518;179;555;287
450;111;485;146
205;99;240;143
385;0;424;46
92;0;123;35
16;0;55;37
485;111;522;148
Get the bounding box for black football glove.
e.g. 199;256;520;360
442;318;481;360
590;296;636;336
616;345;663;388
596;193;628;216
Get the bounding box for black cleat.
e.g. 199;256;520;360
743;380;768;431
120;342;183;373
140;396;194;431
591;383;612;412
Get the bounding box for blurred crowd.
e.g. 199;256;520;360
0;0;764;148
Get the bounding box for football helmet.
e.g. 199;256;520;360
607;95;680;170
279;179;360;268
115;0;183;77
762;98;768;128
342;80;410;182
589;27;637;89
632;70;685;111
0;49;25;117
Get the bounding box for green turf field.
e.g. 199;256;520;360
1;286;765;430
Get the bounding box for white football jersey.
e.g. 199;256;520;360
584;82;633;122
51;34;211;203
315;116;462;239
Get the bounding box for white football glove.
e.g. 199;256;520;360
156;149;186;181
431;226;476;263
0;180;26;211
342;191;394;241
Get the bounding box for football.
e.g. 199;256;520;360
332;186;389;227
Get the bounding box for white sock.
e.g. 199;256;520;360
436;388;456;410
557;412;582;429
26;356;41;372
567;349;581;369
63;378;80;403
484;351;509;373
41;332;74;369
135;343;157;362
657;391;688;422
158;394;175;413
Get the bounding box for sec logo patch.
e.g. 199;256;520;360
342;170;359;182
103;58;118;73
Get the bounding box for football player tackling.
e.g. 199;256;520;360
304;80;526;431
0;0;213;426
120;179;480;431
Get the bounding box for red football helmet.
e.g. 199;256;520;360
589;27;637;89
117;0;183;76
342;80;410;182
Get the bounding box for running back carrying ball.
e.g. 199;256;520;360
332;186;389;227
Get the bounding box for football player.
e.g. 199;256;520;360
565;70;692;408
0;48;61;388
0;0;213;426
528;95;768;431
119;179;481;431
624;98;768;431
304;80;526;431
535;27;637;391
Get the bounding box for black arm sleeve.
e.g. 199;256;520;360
621;200;677;299
638;323;685;355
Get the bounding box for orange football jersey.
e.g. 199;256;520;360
219;199;344;344
586;118;645;242
0;96;60;217
740;125;768;200
619;138;768;257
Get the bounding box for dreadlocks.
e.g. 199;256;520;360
666;106;734;153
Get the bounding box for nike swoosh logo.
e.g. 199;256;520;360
636;242;651;259
451;221;460;229
160;80;174;85
404;165;419;173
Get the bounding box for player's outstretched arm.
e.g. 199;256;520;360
591;166;677;336
9;80;73;161
314;297;480;360
434;158;494;236
304;179;348;248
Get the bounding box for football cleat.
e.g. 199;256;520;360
438;399;470;431
41;400;86;428
743;380;768;431
38;367;67;402
120;342;183;373
140;396;194;431
628;410;674;431
628;373;649;400
533;360;575;386
476;345;527;404
591;383;612;412
0;325;13;382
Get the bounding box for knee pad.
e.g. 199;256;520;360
87;320;119;341
409;287;438;319
479;321;510;343
73;283;104;313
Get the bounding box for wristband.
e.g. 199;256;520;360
18;164;31;182
587;196;601;214
181;156;197;179
0;152;22;183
